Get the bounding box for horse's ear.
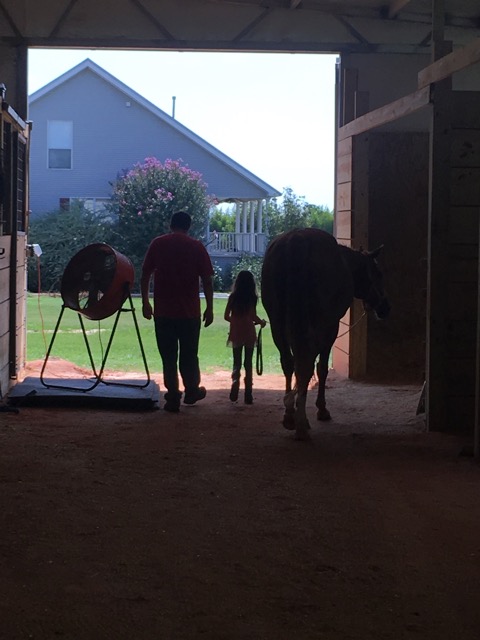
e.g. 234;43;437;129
368;245;384;259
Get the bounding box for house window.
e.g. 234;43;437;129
48;120;72;169
75;197;110;214
60;197;111;215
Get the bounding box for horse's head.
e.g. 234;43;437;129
355;246;390;320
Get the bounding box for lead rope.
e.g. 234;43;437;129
312;310;367;385
336;310;367;339
256;325;264;376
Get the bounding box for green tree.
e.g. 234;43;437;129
108;157;215;276
27;202;114;292
209;205;235;233
306;204;334;235
265;188;333;240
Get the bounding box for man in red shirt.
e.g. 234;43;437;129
141;210;214;412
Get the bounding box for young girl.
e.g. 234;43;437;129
224;270;267;404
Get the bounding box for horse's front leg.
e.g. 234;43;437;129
315;326;338;421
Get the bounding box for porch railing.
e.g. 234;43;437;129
206;231;267;255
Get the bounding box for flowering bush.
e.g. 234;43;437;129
108;157;215;277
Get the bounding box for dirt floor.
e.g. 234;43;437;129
1;360;480;640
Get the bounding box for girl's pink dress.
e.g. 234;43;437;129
227;309;258;349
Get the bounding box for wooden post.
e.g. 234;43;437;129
426;1;452;431
475;221;480;457
342;68;358;126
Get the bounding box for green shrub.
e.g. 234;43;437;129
230;255;264;290
27;203;115;292
107;157;215;281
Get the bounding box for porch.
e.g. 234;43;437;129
207;199;268;258
206;231;267;256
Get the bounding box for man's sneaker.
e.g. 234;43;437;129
183;386;207;405
164;400;180;413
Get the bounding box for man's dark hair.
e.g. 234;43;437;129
170;210;191;231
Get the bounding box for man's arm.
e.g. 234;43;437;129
224;298;232;323
140;267;153;320
201;275;214;327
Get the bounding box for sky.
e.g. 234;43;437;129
28;49;337;208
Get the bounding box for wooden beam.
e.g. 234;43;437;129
232;7;271;42
49;0;79;38
0;0;22;38
338;85;431;141
388;0;412;19
128;0;175;41
418;38;480;88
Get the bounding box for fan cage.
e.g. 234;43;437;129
61;243;134;321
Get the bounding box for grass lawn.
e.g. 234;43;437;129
26;293;283;375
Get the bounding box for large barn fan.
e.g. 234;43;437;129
40;243;150;392
61;243;133;321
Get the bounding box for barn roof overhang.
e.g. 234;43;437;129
1;1;480;56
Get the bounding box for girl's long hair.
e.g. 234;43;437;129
229;270;258;315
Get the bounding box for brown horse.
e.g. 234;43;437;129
261;228;390;440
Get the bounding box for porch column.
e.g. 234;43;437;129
249;201;255;252
235;202;241;233
235;202;242;251
241;202;248;252
257;199;263;234
256;199;264;253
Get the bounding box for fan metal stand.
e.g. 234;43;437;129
40;288;150;392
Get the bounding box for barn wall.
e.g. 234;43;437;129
0;235;10;397
341;53;430;132
15;233;27;379
440;91;480;431
0;97;30;397
334;131;428;383
366;131;429;383
334;134;370;378
0;45;28;120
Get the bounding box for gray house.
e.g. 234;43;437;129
28;58;280;257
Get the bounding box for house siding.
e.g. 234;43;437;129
29;66;279;216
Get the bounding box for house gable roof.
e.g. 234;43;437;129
29;58;281;201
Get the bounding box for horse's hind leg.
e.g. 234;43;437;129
294;356;316;440
315;355;331;421
315;327;337;421
280;349;295;430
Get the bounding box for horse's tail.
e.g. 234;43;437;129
284;230;311;354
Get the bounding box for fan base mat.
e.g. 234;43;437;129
8;377;160;411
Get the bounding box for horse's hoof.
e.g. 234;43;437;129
282;416;295;431
294;429;311;441
317;408;332;421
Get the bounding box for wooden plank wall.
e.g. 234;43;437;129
443;92;480;431
16;233;27;377
333;136;353;376
0;235;10;397
0;236;26;398
0;100;30;398
367;132;429;383
333;133;371;377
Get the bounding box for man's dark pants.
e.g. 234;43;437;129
154;317;201;401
